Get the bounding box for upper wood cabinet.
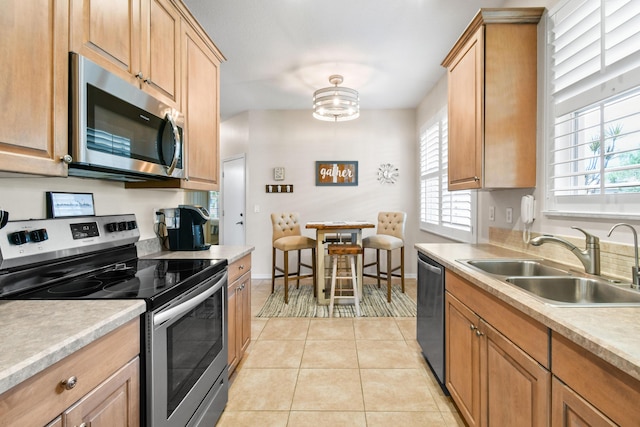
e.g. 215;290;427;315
0;0;69;177
69;0;181;108
180;19;221;190
442;8;543;190
126;2;224;191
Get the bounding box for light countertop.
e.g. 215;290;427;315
416;243;640;382
0;299;145;396
141;245;254;264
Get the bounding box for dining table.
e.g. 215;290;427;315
305;221;375;305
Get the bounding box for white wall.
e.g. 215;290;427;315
221;109;418;278
0;177;184;240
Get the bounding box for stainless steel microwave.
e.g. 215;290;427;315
69;53;184;181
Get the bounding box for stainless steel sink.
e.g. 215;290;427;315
505;276;640;306
464;259;569;277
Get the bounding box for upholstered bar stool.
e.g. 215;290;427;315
363;211;406;302
271;212;317;304
327;243;362;317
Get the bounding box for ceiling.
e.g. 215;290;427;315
183;0;510;121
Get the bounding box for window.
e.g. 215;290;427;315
419;107;476;242
546;0;640;217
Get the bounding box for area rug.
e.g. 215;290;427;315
256;284;417;318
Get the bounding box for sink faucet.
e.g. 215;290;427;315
607;223;640;289
529;226;600;275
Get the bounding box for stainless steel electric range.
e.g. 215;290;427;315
0;214;228;427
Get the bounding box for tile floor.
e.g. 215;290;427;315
216;278;466;427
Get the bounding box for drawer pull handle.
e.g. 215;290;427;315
239;264;244;270
470;324;477;331
61;376;78;390
475;330;484;337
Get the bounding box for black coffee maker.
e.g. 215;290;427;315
165;205;211;251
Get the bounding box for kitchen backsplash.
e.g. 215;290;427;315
489;227;636;283
136;237;163;257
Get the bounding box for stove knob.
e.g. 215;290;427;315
106;222;118;233
30;228;48;242
9;231;30;245
117;222;127;231
127;221;137;230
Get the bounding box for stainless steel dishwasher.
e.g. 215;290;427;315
417;252;448;394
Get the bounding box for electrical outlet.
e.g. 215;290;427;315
254;204;260;213
506;207;513;224
489;206;495;221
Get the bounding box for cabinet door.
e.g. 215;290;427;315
181;21;221;190
447;26;483;191
551;377;615;427
227;282;239;373
63;357;140;427
445;292;481;427
69;0;141;85
0;0;68;177
481;320;550;427
140;0;181;108
239;272;252;354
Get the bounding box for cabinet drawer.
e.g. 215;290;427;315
0;318;140;426
552;332;640;426
228;254;251;284
446;270;549;367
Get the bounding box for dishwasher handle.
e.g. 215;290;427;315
419;257;442;275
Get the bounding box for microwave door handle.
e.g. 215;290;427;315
165;113;181;176
154;272;227;326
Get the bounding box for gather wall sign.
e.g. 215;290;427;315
315;161;358;186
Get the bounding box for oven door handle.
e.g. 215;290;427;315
153;272;227;326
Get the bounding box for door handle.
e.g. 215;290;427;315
164;113;181;176
236;221;244;225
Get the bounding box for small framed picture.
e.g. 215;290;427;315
46;192;95;218
274;167;285;181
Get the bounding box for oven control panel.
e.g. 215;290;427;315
0;214;140;270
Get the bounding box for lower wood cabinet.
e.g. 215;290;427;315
445;291;481;426
551;376;615;427
445;271;550;427
445;291;550;427
551;332;640;426
482;319;550;427
227;254;252;375
444;267;640;427
63;358;139;427
0;319;140;427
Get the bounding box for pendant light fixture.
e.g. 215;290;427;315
312;75;360;122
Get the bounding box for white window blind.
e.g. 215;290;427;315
547;0;640;216
419;108;476;242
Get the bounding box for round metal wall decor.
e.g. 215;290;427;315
378;163;399;184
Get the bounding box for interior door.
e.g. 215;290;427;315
221;155;246;245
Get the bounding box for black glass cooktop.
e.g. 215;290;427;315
2;257;227;310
